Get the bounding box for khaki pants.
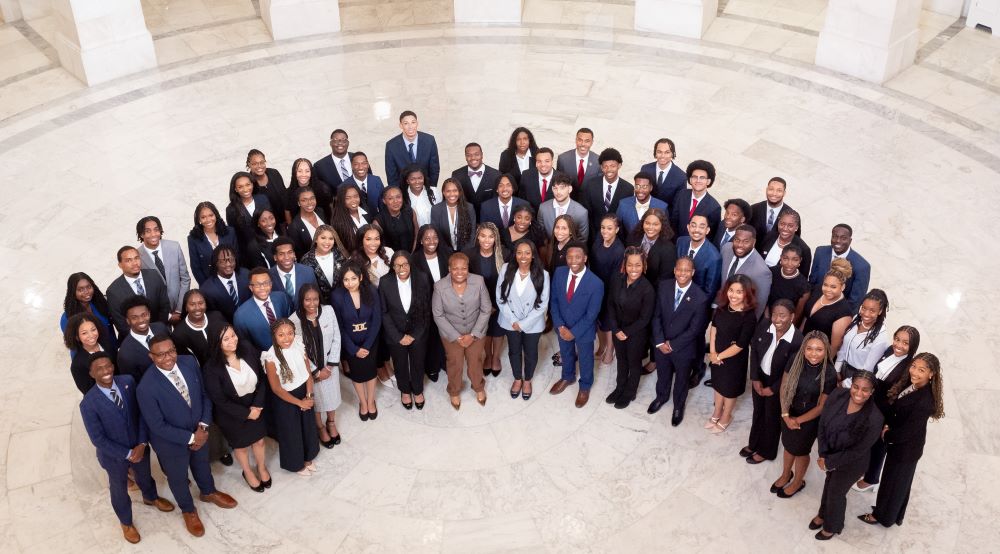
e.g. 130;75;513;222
442;336;486;397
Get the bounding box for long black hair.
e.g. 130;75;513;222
63;272;110;321
499;239;546;310
506;126;538;157
337;261;375;306
850;288;889;348
295;283;325;368
440;178;474;250
189;201;231;240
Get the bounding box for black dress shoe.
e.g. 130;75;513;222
809;518;824;530
814;530;836;541
220;453;234;466
857;514;879;526
369;406;378;420
605;389;622;404
401;394;413;410
777;481;806;498
703;378;713;387
647;398;666;414
359;409;369;421
427;372;440;383
770;475;792;494
670;409;684;426
243;471;265;493
414;398;425;410
261;477;272;488
746;454;767;465
321;437;336;449
330;434;341;445
739;447;754;458
614;399;630;410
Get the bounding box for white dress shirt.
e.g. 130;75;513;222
397;276;412;312
566;267;587;292
125;274;146;296
516;154;530;173
226;358;259;397
408;188;434;227
130;329;154;349
425;255;441;282
759;324;796;376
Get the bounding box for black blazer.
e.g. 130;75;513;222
627;235;677;287
749;201;800;240
607;273;655;340
106;271;171;336
757;231;812;280
749;319;803;389
452;165;500;218
116;322;170;379
480;197;528;231
313;153;355;189
872;348;910;415
411;246;452;283
516;169;555;211
253;167;287;221
498;149;533;186
287;214;322;259
581;177;634;235
671;189;722;240
430;202;477;252
200;269;252;324
883;385;935;463
201;342;266;432
171;311;227;366
69;332;119;394
379;272;431;343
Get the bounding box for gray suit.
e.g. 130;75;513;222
556;150;600;185
431;273;491;341
496;265;550;334
139;239;191;313
720;243;771;319
537;198;590;243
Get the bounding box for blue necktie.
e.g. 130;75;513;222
284;273;295;299
135;277;145;296
110;388;124;410
766;209;776;231
227;279;238;306
408;142;416;162
674;288;683;309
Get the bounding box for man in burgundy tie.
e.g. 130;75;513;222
517;147;556;210
232;267;292;351
670;159;722;241
556;128;598;201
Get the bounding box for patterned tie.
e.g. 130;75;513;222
408;142;416;162
135;277;146;296
688;249;695;258
674;288;683;309
722;231;733;245
339;158;349;180
502;204;509;228
358;180;367;194
168;369;191;407
227;279;239;307
110;388;124;410
766;208;776;231
152;250;166;277
541;178;547;202
688;197;699;219
577;159;585;186
567;273;577;302
604;184;612;211
284;273;295;299
145;335;152;347
264;300;276;325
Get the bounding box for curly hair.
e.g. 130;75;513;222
888;352;944;420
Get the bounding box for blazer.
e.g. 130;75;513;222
651;279;709;356
379;272;431;343
515;169;555;210
385;131;440;189
225;194;272;254
253;168;287;220
537;199;590;243
187;231;238;286
749;320;803;389
171;311;227;366
430;202;477;252
106;270;171;336
116;322;170;380
641;161;686;207
757;231;812;281
556;149;600;190
300;248;344;301
432;273;491;341
749;201;800;240
883;385;935;463
818;388;884;471
286;214;324;260
615;196;668;236
200;269;252;324
137;355;212;457
411;247;452;283
809;246;871;312
233;293;293;351
607;273;655;340
721;244;772;319
330;285;382;356
289;307;342;365
452;165;500;218
676;236;723;302
69;333;119;394
581;177;634;235
201;343;266;433
671;189;722;240
342;174;386;216
80;375;147;465
138;240;191;314
497;149;533;186
480;197;528;231
496;264;550;334
627;235;676;286
313;152;355;190
268;263;318;311
714;225;737;250
549;266;604;343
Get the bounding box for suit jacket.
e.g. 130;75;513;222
431;273;491;341
385;131;440;189
342;174;386;216
411;247;451;283
809;246;871;312
627;235;676;286
556;150;600;191
515;169;555;210
720;244;772;318
106;271;171;337
549;266;604;342
496;264;550;334
607;273;655;341
757;231;812;281
452;165;500;218
671;189;722;240
480;197;528;231
749;320;803;389
749;201;800;240
116;322;170;379
200;269;252;324
171;311;226;366
233;293;292;351
883;384;935;463
430;202;477;252
615;196;668;236
330;285;381;355
201;342;265;433
537;199;590;243
313;153;354;190
714;225;737;250
289;307;342;365
225;194;271;261
268;263;318;311
581;177;634;236
138;240;191;313
137;355;212;457
286;214;326;260
187;231;238;286
676;236;723;302
641;161;686;207
497;149;533;186
80;375;147;465
651;279;709;356
379;272;431;343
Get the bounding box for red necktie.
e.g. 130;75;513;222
688;197;699;219
577;159;585;186
541;178;547;202
567;273;577;301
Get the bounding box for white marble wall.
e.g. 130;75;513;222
454;0;522;23
816;0;922;83
50;0;156;85
634;0;718;38
260;0;341;40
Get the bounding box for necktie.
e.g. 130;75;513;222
264;300;276;325
284;274;295;299
728;257;739;279
722;231;732;245
145;335;152;347
339;159;349;180
688;197;699;219
674;288;683;309
502;204;509;228
688;249;695;258
577;159;585;186
469;170;482;178
168;369;191;406
766;208;775;231
110;388;124;410
227;279;238;306
408;142;416;162
152;250;166;277
604;184;612;211
358;180;367;194
541;178;547;202
658;170;665;186
135;277;145;296
567;273;577;302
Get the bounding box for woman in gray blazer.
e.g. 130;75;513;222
497;239;550;400
288;283;343;449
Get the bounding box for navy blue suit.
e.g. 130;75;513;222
671;189;722;241
187;231;239;286
480;197;528;231
809;246;871;312
313;153;353;190
233;293;292;351
80;375;160;525
268;263;317;311
549;267;604;390
136;356;216;513
651;279;709;411
385;131;440;189
342;174;386;216
615;196;668;236
200;270;251;324
676;237;723;302
116;322;170;379
641;161;687;208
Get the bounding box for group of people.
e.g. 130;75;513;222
63;111;944;544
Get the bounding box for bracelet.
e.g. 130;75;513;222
781;413;790;417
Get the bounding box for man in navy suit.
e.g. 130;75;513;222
517;147;556;210
313;129;353;188
233;267;292;351
580;148;634;235
676;215;723;302
137;336;236;537
616;172;667;237
385;110;440;189
107;246;171;336
199;246;250;324
451;142;500;219
555;127;600;198
269;237;317;310
116;296;171;379
480;170;527;230
345;151;385;215
671;159;722;240
640;138;686;207
80;353;175;544
714;198;751;249
809;223;871;312
549;242;604;408
748;177;800;239
648;258;709;425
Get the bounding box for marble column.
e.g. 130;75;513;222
51;0;156;86
634;0;718;39
815;0;922;84
260;0;341;40
0;0;23;22
454;0;522;23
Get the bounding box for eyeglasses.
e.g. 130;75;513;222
250;281;272;288
393;262;411;270
151;348;176;358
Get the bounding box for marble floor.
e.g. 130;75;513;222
1;1;999;553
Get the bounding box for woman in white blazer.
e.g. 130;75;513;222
289;283;343;449
497;239;550;401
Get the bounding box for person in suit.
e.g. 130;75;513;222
758;209;811;278
330;183;372;255
380;251;432;409
671;159;722;240
246;149;286;223
432;252;492;410
285;158;333;224
676;214;723;302
581;148;634;236
482;173;528;232
859;353;944;528
648;257;709;425
720;224;772;319
401;164;438;228
61;272;117;345
706;275;758;434
301;225;347;301
243;208;284;270
741;299;803;464
331;262;382;420
137;335;237;537
715;198;751;249
187;202;238;287
556;127;600;197
313;129;353;189
497;239;549;400
605;247;655;410
616;171;667;237
809;224;872;312
286;187;329;259
430;178;477;252
136;216;191;322
767;244;812;323
590;213;626;367
452;142;500;219
116;296;170;380
107;246;171;336
201;325;270;492
641;138;687;207
233;267;292;352
626;208;676;286
171;289;226;366
80;353;175;544
263;319;321;475
497;126;537;187
225;171;272;263
200;246;251;324
385;110;440;189
548;242;604;408
289;284;343;447
376;185;419;253
345;151;385;216
517;147;556;211
269;237;318;311
538;173;590;243
749;177;800;239
65;312;118;394
411;225;450;381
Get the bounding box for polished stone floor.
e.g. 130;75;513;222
1;1;998;552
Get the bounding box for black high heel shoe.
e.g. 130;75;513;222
401;393;413;410
369;404;378;420
522;382;532;401
510;380;523;399
814;530;836;541
243;471;265;493
414;395;425;410
359;408;369;421
809;517;823;530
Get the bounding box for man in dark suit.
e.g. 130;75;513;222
555;127;600;198
137;336;237;537
721;224;772;319
80;353;175;544
671;160;722;240
451;142;500;219
480;170;527;230
640;137;686;207
136;216;191;322
116;296;171;379
269;237;317;310
676;215;723;303
616;171;667;237
107;246;171;336
809;223;871;312
199;246;250;324
714;198;751;249
517;147;556;210
648;258;709;425
385;110;440;189
345;151;385;215
580;148;634;235
748;177;800;239
548;243;604;408
313;128;353;189
233;267;292;351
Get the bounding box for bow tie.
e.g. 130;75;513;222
469;170;482;177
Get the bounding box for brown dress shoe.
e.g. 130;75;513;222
183;512;205;537
549;379;571;395
121;524;141;544
199;491;238;509
143;497;175;512
575;389;590;408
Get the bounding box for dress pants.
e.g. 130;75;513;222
747;386;782;459
558;336;596;390
506;330;541;381
271;382;320;472
613;334;648;399
207;423;230;462
872;454;920;526
425;321;447;376
862;436;888;484
388;338;428;395
442;336;486;396
100;453;159;525
817;457;867;534
157;440;217;513
654;348;694;412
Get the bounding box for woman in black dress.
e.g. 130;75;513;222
802;257;854;357
285;158;332;225
605;246;655;409
626;208;676;286
64;312;117;394
811;370;883;540
375;186;418;253
767;244;811;323
411;225;451;382
859;352;943;528
706;274;758;433
772;330;838;498
590;213;625;367
497;127;537;187
202;325;270;491
246;148;286;222
463;222;507;377
380;251;432;410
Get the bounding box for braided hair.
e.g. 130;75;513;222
780;330;832;415
850;288;889;348
269;318;297;385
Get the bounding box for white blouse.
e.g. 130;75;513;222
408;188;435;227
875;353;906;381
316;251;336;286
262;341;310;391
516;153;530;173
226;358;258;397
514;271;530;297
425;255;441;282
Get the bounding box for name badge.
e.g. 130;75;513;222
352;322;368;333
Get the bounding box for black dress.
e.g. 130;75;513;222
767;266;810;308
802;289;853;339
376;206;417;253
549;241;570;273
202;346;267;449
464;248;506;337
780;360;838;456
588;238;625;332
709;307;757;398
